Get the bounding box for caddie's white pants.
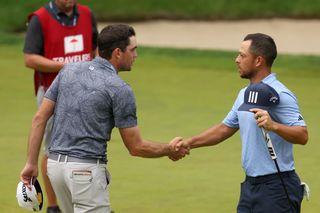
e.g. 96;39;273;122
47;158;111;213
37;86;53;155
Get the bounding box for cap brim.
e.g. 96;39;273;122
33;180;43;211
238;103;270;112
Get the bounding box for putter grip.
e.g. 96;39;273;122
261;128;277;160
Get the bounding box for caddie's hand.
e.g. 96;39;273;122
20;163;38;190
250;108;275;131
168;137;190;161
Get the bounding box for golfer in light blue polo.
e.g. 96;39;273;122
177;33;308;213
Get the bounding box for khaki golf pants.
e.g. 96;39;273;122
47;157;111;213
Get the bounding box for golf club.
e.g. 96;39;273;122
261;128;294;212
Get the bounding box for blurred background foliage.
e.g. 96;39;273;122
1;0;320;33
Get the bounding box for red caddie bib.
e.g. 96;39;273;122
30;4;93;95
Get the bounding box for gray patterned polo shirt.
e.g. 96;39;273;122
45;56;137;162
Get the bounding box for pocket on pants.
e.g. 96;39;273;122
96;167;108;190
71;170;93;203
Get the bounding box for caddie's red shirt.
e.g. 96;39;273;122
30;4;93;94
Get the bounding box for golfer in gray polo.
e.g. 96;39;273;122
20;24;189;213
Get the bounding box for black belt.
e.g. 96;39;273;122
245;170;295;184
48;153;106;164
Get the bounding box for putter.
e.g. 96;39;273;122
261;128;294;212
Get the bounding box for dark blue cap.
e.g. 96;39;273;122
238;82;280;111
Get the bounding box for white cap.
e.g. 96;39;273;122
16;179;43;211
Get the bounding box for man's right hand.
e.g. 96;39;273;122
20;163;38;189
168;137;190;161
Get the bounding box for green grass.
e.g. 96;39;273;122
1;0;320;33
86;0;320;21
1;42;320;212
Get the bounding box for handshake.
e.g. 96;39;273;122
168;137;191;161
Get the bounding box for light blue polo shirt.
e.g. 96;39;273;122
223;73;306;177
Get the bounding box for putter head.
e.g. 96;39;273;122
301;182;310;201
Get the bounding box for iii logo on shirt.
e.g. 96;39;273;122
64;34;84;54
248;91;258;103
